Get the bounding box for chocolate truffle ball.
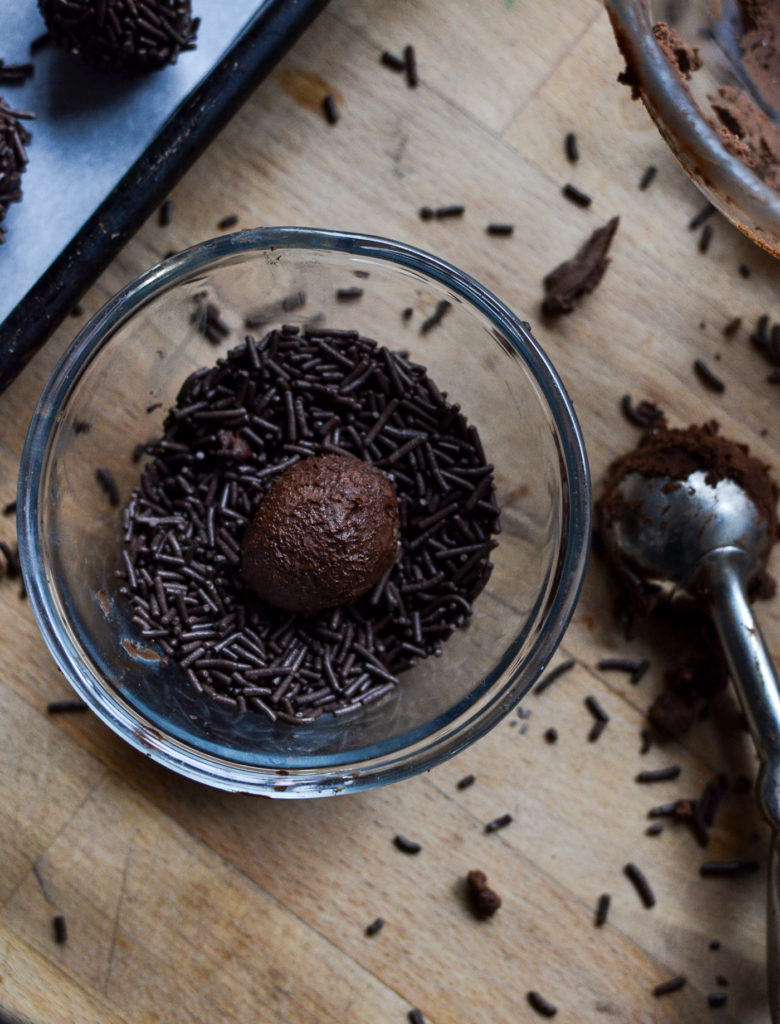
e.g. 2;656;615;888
0;99;33;243
39;0;199;77
241;454;400;613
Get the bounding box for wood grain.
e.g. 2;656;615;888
1;0;779;1021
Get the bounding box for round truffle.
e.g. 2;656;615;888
241;454;400;613
39;0;199;77
0;99;33;243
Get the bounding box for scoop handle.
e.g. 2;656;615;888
703;550;780;1023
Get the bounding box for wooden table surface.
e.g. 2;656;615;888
2;1;780;1021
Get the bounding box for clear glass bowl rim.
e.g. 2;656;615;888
18;226;591;796
605;0;780;257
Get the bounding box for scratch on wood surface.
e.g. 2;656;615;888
104;828;137;995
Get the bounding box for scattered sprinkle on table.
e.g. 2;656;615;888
393;835;422;855
689;202;715;230
456;773;476;790
533;658;576;695
723;316;741;338
640;728;654;755
562;182;592;208
544;727;558;744
620;395;663;429
708;992;728;1008
322;94;339;125
653;976;686;997
158;198;172;226
218;214;239;231
484;813;512;834
47;700;88;714
527;991;558;1018
693;358;725;392
638;165;657;190
700;860;760;877
380;50;405;72
486;223;514;236
420;299;451;334
624;862;655;908
408;1009;425;1024
2;500;16;516
739;263;751;278
0;60;35;85
584;695;609;722
646;823;664;836
597;656;650;683
52;914;67;944
564;131;579;163
365;917;384;937
336;287;364;302
636;765;681;784
403;44;418;87
595;893;610;927
698;222;714;254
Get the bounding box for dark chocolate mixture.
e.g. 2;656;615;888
0;98;33;243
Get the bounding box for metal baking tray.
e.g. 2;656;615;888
0;0;329;394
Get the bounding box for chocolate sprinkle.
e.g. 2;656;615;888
544;727;558;743
434;205;465;219
484;813;512;834
486;223;514;236
0;61;35;86
3;500;16;516
322;94;339;125
47;700;88;714
595;892;610;927
420;299;451;334
693;358;725;393
584;695;609;722
709;939;721;950
636;765;681;783
119;330;499;722
562;183;592;208
158;199;172;227
639;165;657;190
52;914;67;944
653;976;686;997
394;835;422;854
380;50;405;72
403;44;418;87
456;773;476;790
723;316;741;338
218;214;239;231
336;287;364;302
565;131;579;163
700;860;760;877
708;992;728;1008
96;468;120;507
624;862;655;907
588;718;607;743
646;822;664;836
689;202;715;230
408;1011;424;1024
0;98;34;243
597;656;650;682
533;658;576;695
365;917;384;936
698;222;714;254
738;263;751;278
527;991;558;1018
640;728;654;754
620;395;664;429
39;0;199;76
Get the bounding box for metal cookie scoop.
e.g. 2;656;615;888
601;466;780;1021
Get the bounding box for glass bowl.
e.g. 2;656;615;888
606;0;780;257
18;227;590;797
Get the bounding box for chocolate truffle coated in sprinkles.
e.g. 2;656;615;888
119;328;499;723
38;0;199;77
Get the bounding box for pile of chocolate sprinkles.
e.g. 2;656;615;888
119;326;499;723
0;98;33;242
38;0;199;77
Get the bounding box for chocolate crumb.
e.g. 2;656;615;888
52;914;67;944
527;991;558;1018
544;727;558;743
595;892;610;927
723;316;742;338
620;395;664;429
393;835;422;855
365;917;384;936
466;868;501;918
653;976;686;997
562;183;592;208
541;216;619;316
